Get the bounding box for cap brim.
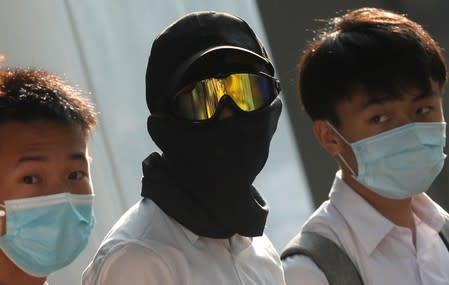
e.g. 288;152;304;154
194;45;272;67
169;46;274;94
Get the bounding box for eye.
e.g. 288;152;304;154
417;106;433;115
23;176;39;184
68;171;86;180
370;114;388;124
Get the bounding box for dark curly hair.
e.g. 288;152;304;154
0;68;97;132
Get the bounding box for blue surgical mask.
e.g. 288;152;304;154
0;192;95;277
329;122;446;199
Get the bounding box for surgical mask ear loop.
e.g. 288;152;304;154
326;121;357;176
0;205;5;236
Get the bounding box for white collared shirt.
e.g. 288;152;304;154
283;171;449;285
82;198;285;285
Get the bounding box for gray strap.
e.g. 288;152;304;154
439;214;449;250
281;232;363;285
281;215;449;285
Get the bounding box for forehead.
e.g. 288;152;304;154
339;80;443;111
0;121;88;157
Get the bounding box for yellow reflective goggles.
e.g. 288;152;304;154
173;73;280;121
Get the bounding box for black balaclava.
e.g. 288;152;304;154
141;11;282;238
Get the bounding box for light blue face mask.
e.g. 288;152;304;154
330;122;447;199
0;192;95;277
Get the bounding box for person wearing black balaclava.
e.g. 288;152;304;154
82;11;285;285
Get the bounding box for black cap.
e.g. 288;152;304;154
145;11;275;114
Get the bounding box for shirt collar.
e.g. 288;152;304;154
228;235;253;254
179;224;200;244
330;171;447;255
330;171;397;255
411;193;446;232
178;222;253;254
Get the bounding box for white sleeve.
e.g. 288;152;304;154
82;243;176;285
282;255;329;285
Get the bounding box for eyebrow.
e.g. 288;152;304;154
69;152;88;161
360;89;435;110
17;152;87;164
412;89;434;101
360;96;392;110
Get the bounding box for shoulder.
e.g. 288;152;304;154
83;241;186;285
251;234;284;268
232;234;285;284
105;199;160;238
299;200;345;245
280;201;345;285
283;254;329;285
252;234;281;258
99;199;184;248
83;199;191;285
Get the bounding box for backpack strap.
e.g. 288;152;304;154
281;231;363;285
439;214;449;251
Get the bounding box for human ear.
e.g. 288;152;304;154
312;120;344;156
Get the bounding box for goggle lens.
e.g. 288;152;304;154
174;73;279;121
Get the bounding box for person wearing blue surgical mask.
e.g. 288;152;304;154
282;7;449;285
0;66;97;285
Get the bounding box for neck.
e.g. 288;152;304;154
341;170;416;237
0;251;46;285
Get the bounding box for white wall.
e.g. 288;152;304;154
0;1;313;284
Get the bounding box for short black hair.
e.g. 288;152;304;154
298;7;447;126
0;68;97;132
